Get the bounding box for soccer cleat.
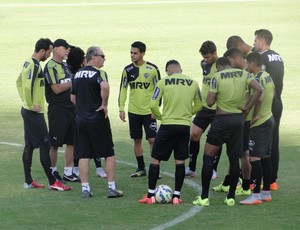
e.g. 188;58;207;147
212;183;229;193
260;190;272;202
192;196;209;206
239;194;262;205
96;168;107;178
49;181;71;191
23;180;45;189
185;167;196;177
224;198;235;206
63;173;80;182
107;188;123;198
270;182;278;191
139;194;156;204
82;190;93;198
172;197;182;204
211;170;217;180
235;187;252;196
130;169;147;178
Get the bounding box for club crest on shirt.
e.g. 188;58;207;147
144;73;150;79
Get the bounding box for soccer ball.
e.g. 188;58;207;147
155;185;173;204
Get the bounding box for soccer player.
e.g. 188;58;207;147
16;38;71;191
118;41;161;177
71;46;123;198
193;57;263;207
139;60;202;204
185;41;221;179
240;52;275;205
44;39;79;183
212;48;252;195
67;46;107;179
253;29;284;190
226;35;255;56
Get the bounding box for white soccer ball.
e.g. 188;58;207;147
155;185;173;204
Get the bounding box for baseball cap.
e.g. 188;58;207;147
53;39;73;49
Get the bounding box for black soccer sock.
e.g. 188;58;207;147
201;154;214;199
73;158;79;167
23;145;34;184
40;144;56;185
188;140;200;172
242;179;250;191
261;157;272;191
250;160;262;193
227;157;240;199
174;163;185;198
212;147;222;171
93;157;102;168
148;164;159;197
223;174;231;186
136;155;145;170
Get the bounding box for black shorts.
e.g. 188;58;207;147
192;107;216;131
74;117;115;159
249;117;275;158
151;125;190;161
243;120;251;152
128;112;157;140
206;113;244;159
48;104;76;147
21;107;49;149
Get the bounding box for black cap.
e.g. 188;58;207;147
53;39;73;49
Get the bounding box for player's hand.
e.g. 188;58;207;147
32;104;42;112
96;105;108;118
151;113;156;120
119;111;126;122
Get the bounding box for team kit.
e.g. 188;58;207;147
16;28;284;206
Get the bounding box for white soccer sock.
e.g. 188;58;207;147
108;181;116;190
173;191;181;196
64;167;73;176
73;167;79;176
82;183;90;192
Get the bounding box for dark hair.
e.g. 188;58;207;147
34;38;53;53
246;52;263;67
216;57;231;68
67;47;85;73
165;59;180;71
255;29;273;46
199;40;216;55
226;35;244;49
131;41;146;53
223;48;244;59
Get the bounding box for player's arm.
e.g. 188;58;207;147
16;72;23;101
242;76;264;114
150;84;162;120
45;66;71;94
192;87;203;115
153;67;162;107
118;69;128;122
207;76;217;107
96;79;110;118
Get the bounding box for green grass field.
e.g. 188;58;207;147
1;0;300;229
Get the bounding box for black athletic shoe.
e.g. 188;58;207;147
63;173;80;182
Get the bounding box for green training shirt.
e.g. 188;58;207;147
201;61;217;109
251;71;274;127
16;58;46;113
150;73;202;126
118;61;161;115
209;68;254;113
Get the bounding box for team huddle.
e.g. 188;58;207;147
16;28;284;206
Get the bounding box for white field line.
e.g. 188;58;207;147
1;141;204;230
0;0;258;8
